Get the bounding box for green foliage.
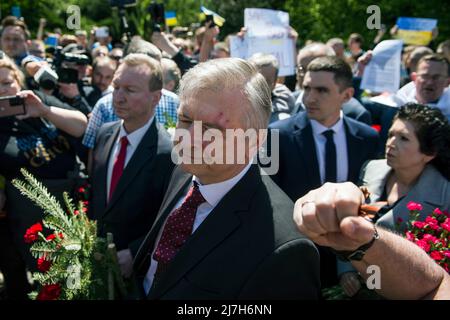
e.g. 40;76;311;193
1;0;448;49
11;168;119;300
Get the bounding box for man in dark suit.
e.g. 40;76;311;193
133;58;320;300
90;53;174;276
268;56;379;289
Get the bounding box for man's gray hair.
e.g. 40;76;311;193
298;42;335;63
179;58;272;130
248;53;279;74
124;38;162;61
122;53;163;91
161;57;181;91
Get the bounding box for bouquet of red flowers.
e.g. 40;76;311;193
402;201;450;273
14;169;125;300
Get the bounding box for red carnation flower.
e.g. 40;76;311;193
24;222;43;244
46;233;64;241
412;221;426;229
442;222;450;232
416;239;431;252
407;201;423;211
406;231;415;241
78;187;85;194
423;234;438;243
430;251;444;261
36;284;61;300
37;257;52;272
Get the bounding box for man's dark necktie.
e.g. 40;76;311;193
153;181;206;277
323;129;337;183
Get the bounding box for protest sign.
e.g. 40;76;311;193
361;39;403;94
229;8;295;76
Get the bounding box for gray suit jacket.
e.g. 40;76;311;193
360;159;450;230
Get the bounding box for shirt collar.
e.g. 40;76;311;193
193;162;253;207
118;114;155;148
310;111;344;136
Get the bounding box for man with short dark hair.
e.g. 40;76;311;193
1;16;40;66
90;54;175;278
293;42;372;125
269;56;379;289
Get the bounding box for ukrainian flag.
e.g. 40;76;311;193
165;11;178;27
199;6;225;27
396;17;437;46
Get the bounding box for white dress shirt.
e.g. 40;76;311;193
106;115;155;198
143;162;253;294
310;113;349;184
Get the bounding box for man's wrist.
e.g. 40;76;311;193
333;224;380;261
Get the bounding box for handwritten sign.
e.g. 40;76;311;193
229;8;295;77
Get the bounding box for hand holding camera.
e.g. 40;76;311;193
15;90;50;120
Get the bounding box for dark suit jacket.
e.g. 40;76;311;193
133;164;320;300
268;112;380;201
89;120;174;254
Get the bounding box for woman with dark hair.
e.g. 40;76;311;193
361;103;450;228
339;103;450;297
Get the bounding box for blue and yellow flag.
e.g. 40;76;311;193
396;17;437;46
165;11;178;27
199;6;225;27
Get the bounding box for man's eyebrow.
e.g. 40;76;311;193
202;121;224;130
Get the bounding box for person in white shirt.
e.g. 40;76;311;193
269;56;379;289
132;58;321;300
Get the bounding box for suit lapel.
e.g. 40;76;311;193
344;118;365;181
133;167;192;277
103;120;159;216
293;115;321;187
148;165;261;299
96;123;120;214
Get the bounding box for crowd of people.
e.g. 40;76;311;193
0;10;449;300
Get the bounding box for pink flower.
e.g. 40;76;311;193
412;221;426;229
397;217;404;223
406;231;415;241
443;263;449;273
407;202;423;211
423;234;438;243
425;216;438;225
444;251;450;259
430;251;444;261
442;222;450;232
416;239;431;252
433;208;444;216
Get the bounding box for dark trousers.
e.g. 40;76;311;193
0;219;30;299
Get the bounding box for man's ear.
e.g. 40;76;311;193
411;72;417;82
151;90;162;106
342;86;354;103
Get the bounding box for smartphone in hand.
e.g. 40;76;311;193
0;95;26;118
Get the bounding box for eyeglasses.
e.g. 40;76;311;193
417;73;447;81
297;65;306;76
